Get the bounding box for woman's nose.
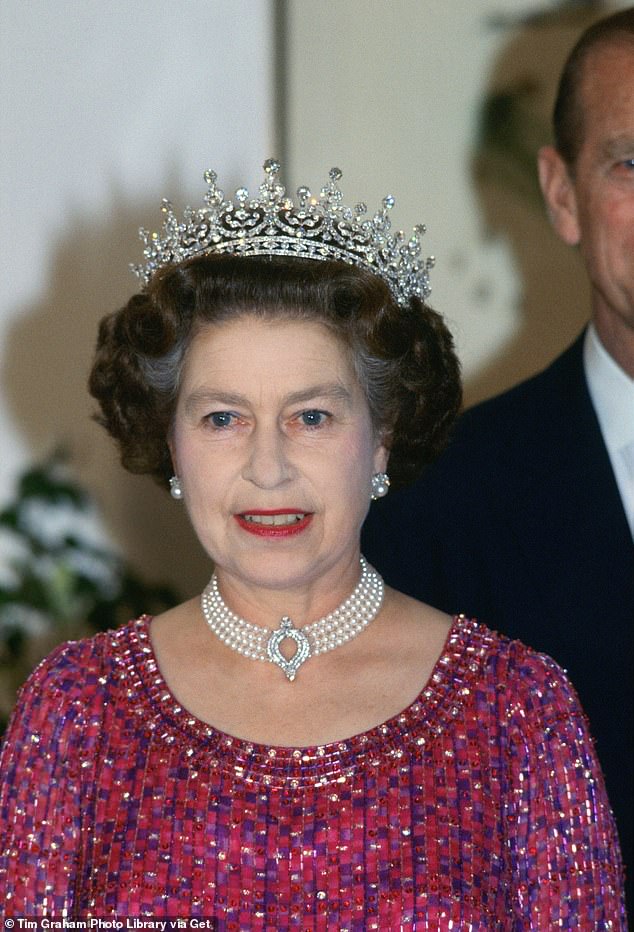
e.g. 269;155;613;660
241;424;293;489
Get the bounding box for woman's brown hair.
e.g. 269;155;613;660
89;254;462;490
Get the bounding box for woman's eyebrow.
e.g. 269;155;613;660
183;389;250;416
283;382;353;407
183;382;353;416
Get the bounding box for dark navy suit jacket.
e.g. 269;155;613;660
363;332;634;904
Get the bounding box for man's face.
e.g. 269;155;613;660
570;40;634;336
539;38;634;351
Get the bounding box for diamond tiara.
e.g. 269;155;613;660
131;159;434;306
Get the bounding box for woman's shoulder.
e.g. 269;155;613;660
0;618;150;763
389;593;578;713
483;621;574;688
13;616;150;717
462;615;572;680
461;616;586;723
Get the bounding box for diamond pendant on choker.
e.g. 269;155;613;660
200;556;384;681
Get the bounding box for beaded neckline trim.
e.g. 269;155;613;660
122;614;490;788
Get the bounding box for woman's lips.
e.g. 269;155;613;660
235;509;313;537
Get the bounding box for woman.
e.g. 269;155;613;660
0;161;626;927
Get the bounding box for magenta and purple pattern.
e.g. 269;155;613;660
0;615;626;929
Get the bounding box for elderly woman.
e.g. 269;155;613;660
0;162;625;927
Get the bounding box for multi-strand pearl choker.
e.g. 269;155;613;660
200;557;385;681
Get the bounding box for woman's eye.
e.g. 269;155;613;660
298;409;329;428
207;411;236;428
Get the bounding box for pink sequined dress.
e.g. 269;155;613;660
0;615;626;928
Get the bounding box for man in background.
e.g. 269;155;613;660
364;7;634;906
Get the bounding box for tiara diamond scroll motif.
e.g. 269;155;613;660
201;556;384;681
131;159;434;307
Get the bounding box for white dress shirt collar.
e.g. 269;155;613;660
583;323;634;540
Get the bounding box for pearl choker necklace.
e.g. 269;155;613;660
200;557;384;681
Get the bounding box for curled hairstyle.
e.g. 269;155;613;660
553;8;634;167
89;255;462;490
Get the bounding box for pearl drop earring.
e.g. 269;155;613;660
370;472;390;500
169;476;183;500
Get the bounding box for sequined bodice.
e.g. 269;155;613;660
0;616;625;928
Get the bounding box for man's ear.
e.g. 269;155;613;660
537;145;581;247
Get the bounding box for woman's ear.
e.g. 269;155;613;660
167;438;178;475
537;145;581;247
373;441;389;476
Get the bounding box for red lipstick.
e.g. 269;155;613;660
235;509;313;538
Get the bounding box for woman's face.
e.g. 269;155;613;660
169;315;387;592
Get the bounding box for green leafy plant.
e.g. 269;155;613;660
0;451;178;730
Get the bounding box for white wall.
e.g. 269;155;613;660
0;0;275;594
285;0;625;405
